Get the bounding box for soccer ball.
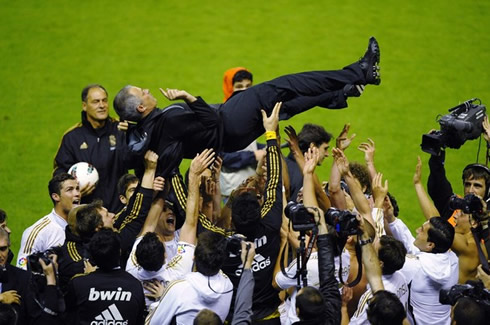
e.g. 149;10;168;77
68;162;99;189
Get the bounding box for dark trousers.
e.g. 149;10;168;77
221;62;365;151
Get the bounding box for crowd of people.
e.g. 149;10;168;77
1;37;489;325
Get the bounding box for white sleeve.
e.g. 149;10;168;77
126;237;143;274
275;259;298;290
388;218;419;255
163;242;195;283
349;290;373;325
147;280;184;325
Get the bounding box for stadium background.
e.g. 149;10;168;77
1;0;489;255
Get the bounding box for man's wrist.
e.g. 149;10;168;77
265;131;277;140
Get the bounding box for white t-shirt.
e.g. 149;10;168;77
389;218;459;325
17;209;67;269
349;272;409;324
146;271;233;325
126;239;195;309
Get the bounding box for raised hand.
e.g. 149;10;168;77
261;102;282;132
159;88;196;103
144;150;159;170
303;147;320;175
189;149;215;177
358;138;375;164
413;156;422;185
372;172;388;206
332;148;350;176
336;123;356;151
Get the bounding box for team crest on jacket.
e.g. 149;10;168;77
109;135;117;148
80;142;88;149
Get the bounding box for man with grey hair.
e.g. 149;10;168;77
114;37;380;178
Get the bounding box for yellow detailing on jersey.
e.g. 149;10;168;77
171;174;232;236
67;241;82;262
131;250;138;267
119;193;143;231
353;291;373;318
171;175;187;208
257;308;281;320
261;145;280;218
24;217;51;254
165;254;183;269
70;272;89;280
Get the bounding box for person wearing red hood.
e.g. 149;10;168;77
223;67;254;102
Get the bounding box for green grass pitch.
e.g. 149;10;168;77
1;0;489;255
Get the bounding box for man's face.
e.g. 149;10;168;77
98;207;116;229
232;79;252;93
312;142;330;165
157;205;176;236
55;179;81;215
120;181;138;205
83;87;109;125
129;86;157;112
464;176;486;198
453;210;471;234
0;237;9;267
414;221;433;252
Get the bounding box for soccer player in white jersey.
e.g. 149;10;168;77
17;173;80;269
348;235;409;324
388;216;458;324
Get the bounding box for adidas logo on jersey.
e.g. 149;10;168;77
235;254;271;276
89;287;132;301
91;303;128;325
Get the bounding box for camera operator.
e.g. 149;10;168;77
426;122;490;271
292;146;341;324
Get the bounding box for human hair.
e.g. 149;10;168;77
75;201;103;242
0;303;18;325
231;192;261;240
428;217;455;253
296;286;325;321
81;84;108;102
232;70;253;84
0;228;9;245
297;123;332;154
113;85;144;122
378;235;406;275
194;232;227;276
136;232;165;271
366;290;405;325
89;228;121;271
463;164;490;198
193;309;222;325
349;162;371;194
0;209;6;224
453;297;486;325
117;174;139;197
48;173;76;205
387;192;399;217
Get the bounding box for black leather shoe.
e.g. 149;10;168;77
359;37;381;85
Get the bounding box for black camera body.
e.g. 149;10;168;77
449;194;483;217
325;208;359;237
284;202;317;232
421;98;486;155
226;234;247;255
27;250;54;274
439;280;490;307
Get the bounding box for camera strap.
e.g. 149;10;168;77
471;227;490;274
301;228;318;272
